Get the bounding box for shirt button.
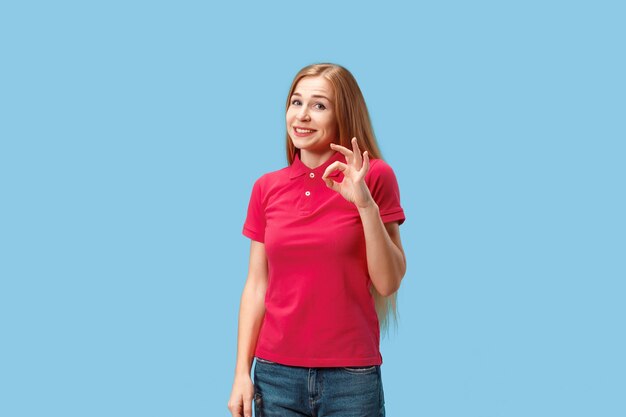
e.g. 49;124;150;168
309;173;315;178
305;191;311;196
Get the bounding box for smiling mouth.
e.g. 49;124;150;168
293;127;317;137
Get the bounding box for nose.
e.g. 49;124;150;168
296;106;310;121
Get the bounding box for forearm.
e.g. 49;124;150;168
358;202;406;296
234;281;266;377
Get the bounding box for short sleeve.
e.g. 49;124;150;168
367;159;406;225
242;177;266;242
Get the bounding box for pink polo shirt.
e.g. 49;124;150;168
242;150;405;367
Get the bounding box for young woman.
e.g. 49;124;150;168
228;63;406;417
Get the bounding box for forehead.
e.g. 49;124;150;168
293;76;334;98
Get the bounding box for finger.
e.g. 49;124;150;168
227;399;242;417
329;143;354;164
351;137;363;168
243;394;253;417
324;176;340;192
360;151;370;176
322;161;348;180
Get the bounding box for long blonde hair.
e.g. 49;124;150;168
285;63;399;337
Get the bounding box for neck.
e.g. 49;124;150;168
299;148;336;169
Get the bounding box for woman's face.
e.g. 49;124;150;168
286;76;339;155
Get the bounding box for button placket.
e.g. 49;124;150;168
304;172;316;197
298;174;314;215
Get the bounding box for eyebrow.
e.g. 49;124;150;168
292;92;331;101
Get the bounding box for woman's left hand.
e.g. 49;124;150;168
322;137;375;209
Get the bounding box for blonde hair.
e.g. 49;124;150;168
284;63;399;337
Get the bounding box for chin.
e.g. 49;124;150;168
290;137;310;149
289;138;301;149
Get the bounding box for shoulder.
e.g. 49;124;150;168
366;158;399;183
250;165;291;192
368;157;394;172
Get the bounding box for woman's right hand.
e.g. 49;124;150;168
227;373;255;417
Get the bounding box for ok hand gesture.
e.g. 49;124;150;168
322;137;374;209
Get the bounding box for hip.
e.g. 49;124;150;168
253;357;385;417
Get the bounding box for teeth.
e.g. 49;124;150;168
295;128;315;133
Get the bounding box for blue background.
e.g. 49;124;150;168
1;1;624;416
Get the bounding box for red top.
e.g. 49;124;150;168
242;150;406;367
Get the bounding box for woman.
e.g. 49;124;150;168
228;63;406;417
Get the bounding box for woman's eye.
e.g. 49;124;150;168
290;99;325;110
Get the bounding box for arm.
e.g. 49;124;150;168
228;240;268;417
323;138;406;297
358;206;406;296
234;240;268;375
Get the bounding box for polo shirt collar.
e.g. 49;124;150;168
289;151;345;180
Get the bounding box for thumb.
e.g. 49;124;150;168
324;177;340;192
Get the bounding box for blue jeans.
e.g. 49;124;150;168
253;357;385;417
